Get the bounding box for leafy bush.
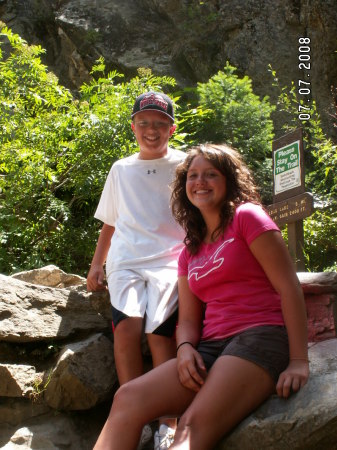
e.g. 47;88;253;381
0;28;183;275
178;63;275;202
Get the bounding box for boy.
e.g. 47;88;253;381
87;91;185;449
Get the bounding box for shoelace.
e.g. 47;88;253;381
158;431;175;449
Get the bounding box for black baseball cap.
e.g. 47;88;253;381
131;91;174;122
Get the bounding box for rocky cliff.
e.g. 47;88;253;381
0;0;336;139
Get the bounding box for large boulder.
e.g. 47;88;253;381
216;338;337;450
0;273;110;342
44;333;116;410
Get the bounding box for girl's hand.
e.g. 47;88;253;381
276;359;309;398
176;345;207;392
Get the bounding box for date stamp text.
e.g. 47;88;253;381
298;37;311;121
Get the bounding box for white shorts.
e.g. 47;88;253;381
107;266;178;334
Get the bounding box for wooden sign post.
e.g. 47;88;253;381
266;128;314;271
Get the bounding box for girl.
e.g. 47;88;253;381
93;143;309;450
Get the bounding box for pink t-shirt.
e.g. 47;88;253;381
178;202;285;340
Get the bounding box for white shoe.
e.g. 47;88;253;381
137;424;153;450
154;424;175;450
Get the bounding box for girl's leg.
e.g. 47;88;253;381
93;358;196;450
171;355;275;450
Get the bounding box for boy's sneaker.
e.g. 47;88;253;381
137;424;153;450
154;424;175;450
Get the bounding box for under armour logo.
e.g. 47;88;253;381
147;170;157;174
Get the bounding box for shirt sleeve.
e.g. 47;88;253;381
178;247;189;277
94;166;118;226
235;203;280;246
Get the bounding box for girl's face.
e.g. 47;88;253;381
186;155;227;214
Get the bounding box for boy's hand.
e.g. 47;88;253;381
87;265;107;292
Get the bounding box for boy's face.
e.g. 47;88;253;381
131;110;176;160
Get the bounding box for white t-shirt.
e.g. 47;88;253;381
95;148;186;277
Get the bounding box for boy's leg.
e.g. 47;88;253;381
113;316;144;384
147;333;176;366
147;332;177;433
147;306;178;366
108;270;148;385
109;270;154;449
145;268;180;440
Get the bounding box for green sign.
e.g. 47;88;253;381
274;140;301;194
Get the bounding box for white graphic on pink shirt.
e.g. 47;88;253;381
188;238;235;281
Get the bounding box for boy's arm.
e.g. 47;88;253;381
87;223;115;291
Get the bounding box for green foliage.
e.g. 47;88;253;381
178;63;275;202
303;209;337;272
269;67;337;271
28;370;53;403
2;25;334;275
0;27;80;273
0;28;183;275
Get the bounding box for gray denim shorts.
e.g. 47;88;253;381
197;325;289;383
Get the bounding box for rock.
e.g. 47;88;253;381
44;333;116;410
298;271;337;294
0;0;335;139
0;413;88;450
12;264;113;320
0;398;50;427
0;364;42;398
0;274;110;342
11;265;85;289
215;338;337;450
298;272;337;342
1;267;337;448
0;266;130;447
0;403;109;450
89;289;113;321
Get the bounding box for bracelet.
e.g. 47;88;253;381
176;341;194;353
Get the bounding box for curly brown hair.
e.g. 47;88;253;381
171;143;261;254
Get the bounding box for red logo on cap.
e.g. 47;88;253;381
140;93;168;111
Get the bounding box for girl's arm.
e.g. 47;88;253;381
176;276;206;392
249;230;309;398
